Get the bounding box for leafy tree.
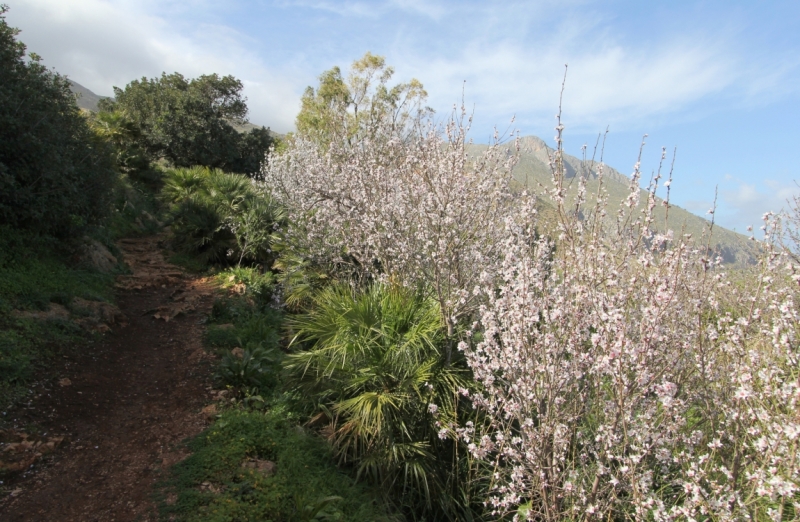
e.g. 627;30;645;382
296;52;430;146
87;109;150;176
105;73;273;176
0;5;116;238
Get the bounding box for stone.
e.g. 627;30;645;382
201;403;218;421
80;237;118;273
12;304;70;322
241;458;276;476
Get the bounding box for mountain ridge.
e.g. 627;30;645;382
468;136;757;265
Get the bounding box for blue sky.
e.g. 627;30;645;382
7;0;800;232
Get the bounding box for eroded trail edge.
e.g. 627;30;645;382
2;235;217;521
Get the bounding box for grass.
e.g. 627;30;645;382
0;227;117;408
157;267;400;521
157;407;397;522
0;167;166;410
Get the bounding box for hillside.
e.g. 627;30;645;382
468;136;757;265
67;80;109;111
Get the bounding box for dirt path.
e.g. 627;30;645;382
1;235;218;521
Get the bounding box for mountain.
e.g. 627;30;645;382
68;80;110;112
468;136;758;265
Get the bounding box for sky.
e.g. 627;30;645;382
6;0;800;233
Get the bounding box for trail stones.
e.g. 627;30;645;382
0;431;65;473
201;403;218;421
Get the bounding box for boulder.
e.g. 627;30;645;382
80;237;118;273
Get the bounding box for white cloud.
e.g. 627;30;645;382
5;0;798;140
5;0;301;131
717;178;799;232
393;21;746;135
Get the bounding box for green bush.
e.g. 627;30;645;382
284;283;481;520
0;7;116;238
105;72;274;176
162;167;283;266
215;346;280;393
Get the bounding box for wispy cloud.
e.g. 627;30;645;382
716;176;798;232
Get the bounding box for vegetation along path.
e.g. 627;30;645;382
1;234;218;521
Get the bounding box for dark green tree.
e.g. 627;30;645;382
0;5;116;238
105;73;273;176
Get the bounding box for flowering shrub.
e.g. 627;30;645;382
265;107;534;361
266;58;798;519
459;111;800;520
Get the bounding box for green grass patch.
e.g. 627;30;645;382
205;269;281;353
157;405;397;522
162;266;399;521
0;226;116;409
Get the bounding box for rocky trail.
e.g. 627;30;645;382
0;235;219;521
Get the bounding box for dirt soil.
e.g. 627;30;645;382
0;235;218;521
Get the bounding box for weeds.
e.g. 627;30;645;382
157;407;397;521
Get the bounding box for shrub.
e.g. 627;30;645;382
216;346;280;394
162;167;282;266
0;7;116;238
284;283;481;519
459;114;800;520
105;72;274;176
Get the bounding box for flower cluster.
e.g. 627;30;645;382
264;107;535;351
461;117;800;520
263;86;799;519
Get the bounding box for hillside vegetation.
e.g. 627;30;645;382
1;9;798;520
469;135;757;265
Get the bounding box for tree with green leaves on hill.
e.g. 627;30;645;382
0;5;116;238
296;52;430;146
102;72;273;177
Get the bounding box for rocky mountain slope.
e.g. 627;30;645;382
469;136;757;265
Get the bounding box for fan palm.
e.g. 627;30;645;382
162;166;282;265
284;283;472;516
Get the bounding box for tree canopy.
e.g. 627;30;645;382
0;6;115;237
295;52;430;145
104;72;273;176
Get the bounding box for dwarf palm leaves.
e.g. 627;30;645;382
284;284;473;518
162;166;282;265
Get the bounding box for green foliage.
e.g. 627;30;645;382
107;173;163;239
205;269;282;392
0;6;117;238
271;243;334;313
106;72;273;176
284;283;480;519
216;346;280;393
157;405;398;521
0;225;114;406
229;126;274;179
296;52;429;146
87;109;162;185
215;267;276;307
162;167;283;266
205;295;281;353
